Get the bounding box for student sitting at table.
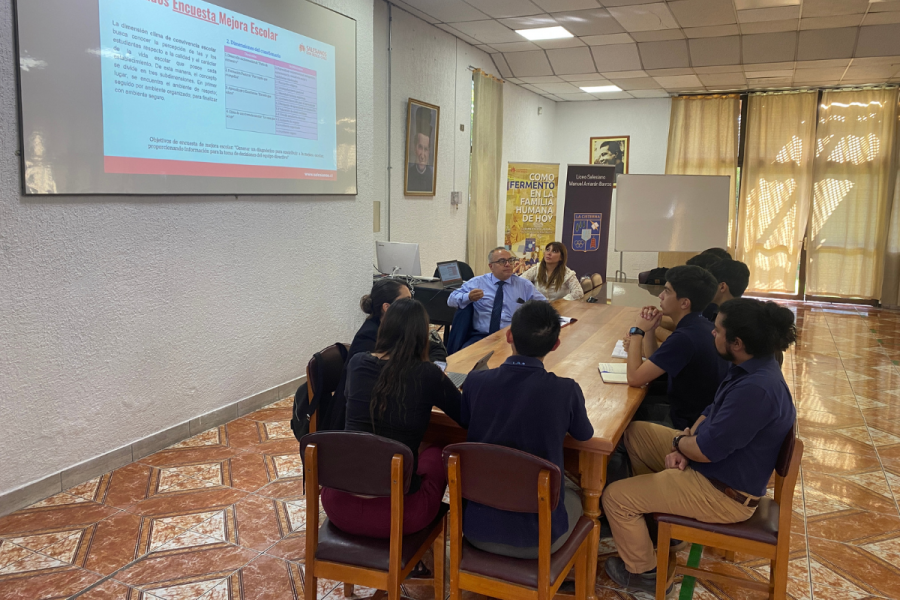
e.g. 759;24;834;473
459;300;594;558
521;241;584;301
321;298;462;539
625;265;728;429
603;298;796;596
447;247;546;348
656;258;750;342
312;278;447;433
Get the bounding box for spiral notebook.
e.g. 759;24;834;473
598;363;628;384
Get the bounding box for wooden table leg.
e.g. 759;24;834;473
579;452;609;600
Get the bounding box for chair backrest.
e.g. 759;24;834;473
638;270;650;284
300;431;414;496
307;343;350;400
580;277;593;294
446;304;475;355
590;273;604;288
442;443;561;512
775;424;797;478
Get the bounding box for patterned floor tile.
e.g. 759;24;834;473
76;579;136;600
0;567;103;600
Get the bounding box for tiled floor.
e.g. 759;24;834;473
2;303;900;599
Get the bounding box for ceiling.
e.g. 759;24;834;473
389;0;900;101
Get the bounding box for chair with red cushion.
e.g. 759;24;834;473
443;442;594;600
654;429;803;600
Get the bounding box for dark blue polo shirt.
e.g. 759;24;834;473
649;311;729;430
694;356;795;497
460;355;594;548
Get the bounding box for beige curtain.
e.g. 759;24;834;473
468;70;504;275
882;171;900;307
806;89;900;299
736;92;818;294
661;95;740;267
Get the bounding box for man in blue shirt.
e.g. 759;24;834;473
603;298;797;596
447;247;547;348
626;265;729;429
460;300;593;558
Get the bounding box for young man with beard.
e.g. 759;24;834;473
602;299;797;595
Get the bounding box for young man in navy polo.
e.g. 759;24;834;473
459;300;593;558
603;298;797;595
625;265;729;429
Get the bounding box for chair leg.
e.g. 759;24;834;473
656;522;672;600
433;519;446;600
724;550;736;562
343;583;354;598
575;545;588;600
304;563;317;600
771;556;788;600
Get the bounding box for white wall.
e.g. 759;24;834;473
382;4;557;276
0;0;376;497
552;99;672;278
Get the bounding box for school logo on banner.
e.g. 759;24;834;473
571;213;603;252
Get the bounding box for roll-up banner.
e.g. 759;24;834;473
561;164;615;281
504;162;559;275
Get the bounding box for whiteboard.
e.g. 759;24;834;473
614;175;730;252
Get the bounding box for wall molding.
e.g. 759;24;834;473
0;376;305;517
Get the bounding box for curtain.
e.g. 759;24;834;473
806;89;900;299
736;93;818;294
468;69;503;275
661;95;740;267
882;171;900;307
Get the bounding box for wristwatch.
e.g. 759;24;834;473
673;434;686;452
629;326;646;337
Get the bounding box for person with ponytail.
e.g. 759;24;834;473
321;298;463;538
521;241;584;301
602;298;797;596
315;279;446;432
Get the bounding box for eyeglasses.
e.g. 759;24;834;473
490;258;515;266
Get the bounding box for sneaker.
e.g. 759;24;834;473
604;556;673;596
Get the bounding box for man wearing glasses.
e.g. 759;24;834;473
448;247;547;348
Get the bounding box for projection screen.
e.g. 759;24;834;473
15;0;357;195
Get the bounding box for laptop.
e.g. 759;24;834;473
436;260;465;289
440;351;494;389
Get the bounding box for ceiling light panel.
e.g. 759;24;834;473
516;26;575;40
580;85;623;92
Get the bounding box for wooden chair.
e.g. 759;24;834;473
580;277;594;295
590;273;604;288
302;431;447;600
654;431;804;600
443;443;594;600
305;343;349;433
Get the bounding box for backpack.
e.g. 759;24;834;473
643;267;669;285
291;343;349;441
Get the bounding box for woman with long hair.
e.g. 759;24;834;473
321;298;462;538
522;242;584;301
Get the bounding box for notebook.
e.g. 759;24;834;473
598;363;628;384
612;340;628;359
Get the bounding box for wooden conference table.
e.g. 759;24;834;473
426;297;647;599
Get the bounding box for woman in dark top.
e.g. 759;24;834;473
321;298;462;538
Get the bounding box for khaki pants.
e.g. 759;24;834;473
602;421;756;573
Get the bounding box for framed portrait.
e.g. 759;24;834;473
404;99;440;196
589;136;629;186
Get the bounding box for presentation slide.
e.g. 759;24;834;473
98;0;336;180
15;0;357;195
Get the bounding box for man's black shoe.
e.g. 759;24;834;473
604;556;673;596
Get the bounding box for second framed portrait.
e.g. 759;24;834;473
404;99;440;196
589;136;629;185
